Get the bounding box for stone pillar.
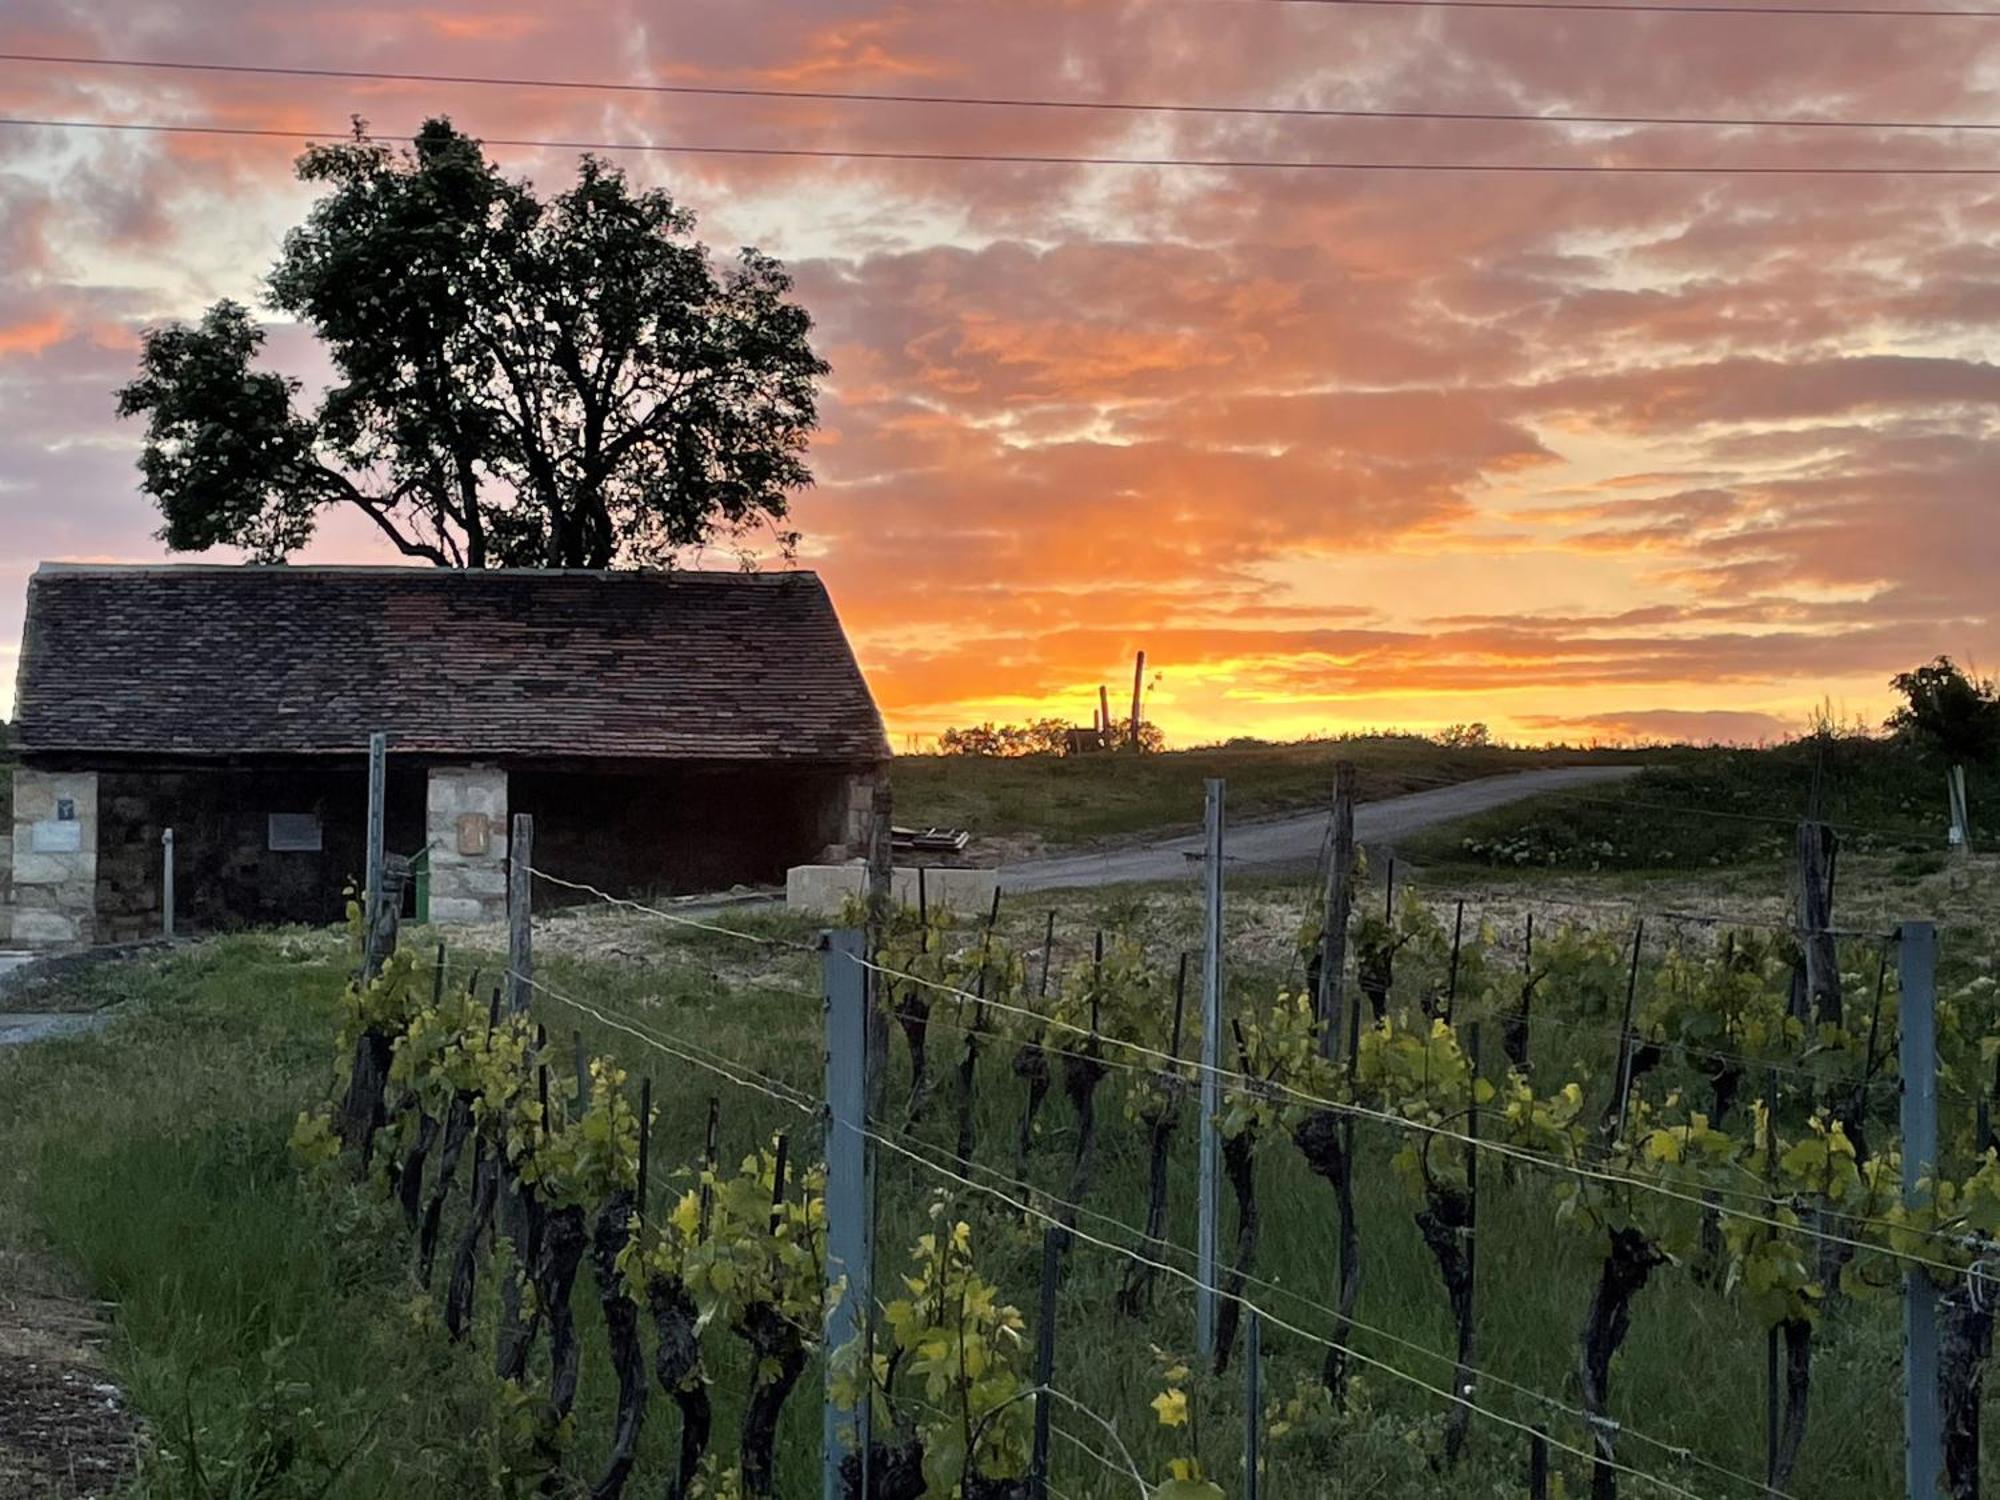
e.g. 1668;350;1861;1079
838;767;887;860
10;769;98;947
426;765;509;925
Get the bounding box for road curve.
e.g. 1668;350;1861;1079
995;764;1643;893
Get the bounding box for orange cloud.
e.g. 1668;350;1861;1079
2;0;1998;745
0;313;65;356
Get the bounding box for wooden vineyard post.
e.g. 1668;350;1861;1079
1902;921;1942;1500
636;1077;651;1219
1029;1226;1060;1499
1317;762;1356;1060
364;729;387;922
1529;1426;1550;1499
360;854;410;985
1797;820;1842;1026
1442;899;1467;1024
507;813;534;1015
1197;777;1227;1361
1610;920;1645;1140
1505;913;1535;1074
1948;766;1973;857
822;928;872;1500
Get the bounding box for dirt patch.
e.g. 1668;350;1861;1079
0;1252;141;1499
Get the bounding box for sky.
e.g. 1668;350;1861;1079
2;0;1997;749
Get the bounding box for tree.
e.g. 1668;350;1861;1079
1434;721;1492;749
936;719;1075;757
1886;657;2000;766
118;118;828;569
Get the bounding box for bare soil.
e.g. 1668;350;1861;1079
0;1251;140;1499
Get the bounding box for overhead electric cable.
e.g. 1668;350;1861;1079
8;50;2000;134
8;114;2000;174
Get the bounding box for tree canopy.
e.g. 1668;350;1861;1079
118;118;828;569
1886;656;2000;765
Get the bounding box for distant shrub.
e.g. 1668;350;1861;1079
1433;722;1493;749
936;718;1166;756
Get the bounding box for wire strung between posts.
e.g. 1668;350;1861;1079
869;1091;1786;1495
496;959;1802;1500
1050;1423;1149;1497
434;949;824;1019
905;1387;1150;1497
851;953;1979;1268
511;951;1974;1270
852;1115;1723;1500
1498;1005;1900;1098
526;865;816;952
908;997;1949;1263
506;968;819;1117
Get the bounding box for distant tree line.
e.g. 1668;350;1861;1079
936;718;1166;756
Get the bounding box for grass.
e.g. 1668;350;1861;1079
1402;733;1985;875
890;734;1644;852
4;857;1989;1498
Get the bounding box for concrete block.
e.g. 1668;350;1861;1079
429;895;503;926
786;864;999;918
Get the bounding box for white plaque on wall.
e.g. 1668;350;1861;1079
31;819;83;853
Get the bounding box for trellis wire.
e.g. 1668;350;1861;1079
506;960;1779;1499
847;953;1978;1270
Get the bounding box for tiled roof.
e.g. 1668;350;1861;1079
14;564;889;761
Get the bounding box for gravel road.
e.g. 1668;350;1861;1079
995;765;1643;893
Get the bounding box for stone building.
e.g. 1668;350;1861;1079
6;563;889;946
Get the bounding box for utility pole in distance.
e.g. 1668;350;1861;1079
1129;650;1147;751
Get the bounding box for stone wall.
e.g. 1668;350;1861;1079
0;833;13;944
426;765;509;925
830;767;887;860
93;764;419;939
10;769;98;947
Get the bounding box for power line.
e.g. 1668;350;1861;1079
1232;0;2000;16
11;50;2000;134
11;114;2000;175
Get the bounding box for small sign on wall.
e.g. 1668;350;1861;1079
31;819;82;853
268;813;324;852
456;813;492;856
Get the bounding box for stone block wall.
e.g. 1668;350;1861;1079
10;769;98;947
426;765;509;925
835;767;887;859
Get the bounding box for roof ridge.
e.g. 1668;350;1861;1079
32;561;821;585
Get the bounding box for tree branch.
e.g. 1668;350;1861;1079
317;464;451;565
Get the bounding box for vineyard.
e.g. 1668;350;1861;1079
272;802;2000;1500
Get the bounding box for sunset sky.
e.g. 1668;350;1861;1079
2;0;1997;747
